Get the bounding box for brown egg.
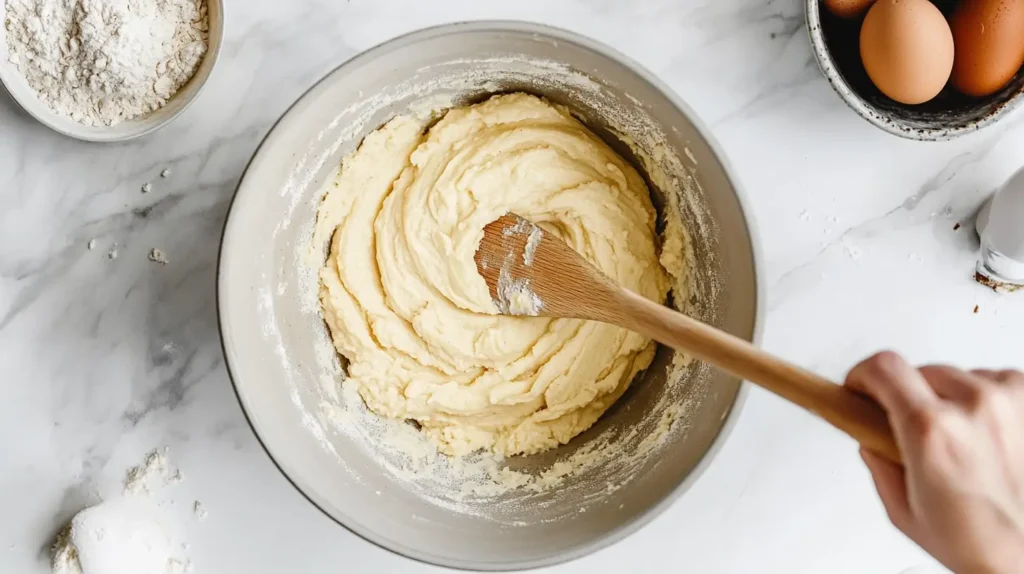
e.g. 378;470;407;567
823;0;877;19
860;0;955;105
950;0;1024;97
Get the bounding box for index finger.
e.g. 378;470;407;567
845;351;937;424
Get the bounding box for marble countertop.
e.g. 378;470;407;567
2;0;1022;572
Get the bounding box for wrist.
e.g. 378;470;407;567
947;535;1024;574
975;542;1024;574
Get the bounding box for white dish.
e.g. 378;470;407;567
218;21;762;571
0;0;224;142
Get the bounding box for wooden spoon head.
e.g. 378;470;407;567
474;213;618;320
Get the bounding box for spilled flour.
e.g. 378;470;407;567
123;448;181;495
52;500;174;574
52;449;191;574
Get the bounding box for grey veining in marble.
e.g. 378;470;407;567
2;1;1021;573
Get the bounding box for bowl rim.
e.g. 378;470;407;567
0;0;225;143
805;0;1024;142
217;20;764;571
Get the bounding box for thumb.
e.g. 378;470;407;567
861;447;915;536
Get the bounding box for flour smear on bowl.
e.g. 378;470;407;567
4;0;210;126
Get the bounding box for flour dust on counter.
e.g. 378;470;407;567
149;248;170;265
52;499;176;574
123;448;182;495
51;449;192;574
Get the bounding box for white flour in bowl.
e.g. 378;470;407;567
4;0;209;126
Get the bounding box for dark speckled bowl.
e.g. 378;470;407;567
807;0;1024;141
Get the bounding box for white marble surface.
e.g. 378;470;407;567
2;0;1022;572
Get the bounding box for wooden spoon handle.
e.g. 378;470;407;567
619;290;901;464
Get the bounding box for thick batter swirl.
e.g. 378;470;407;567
316;93;671;456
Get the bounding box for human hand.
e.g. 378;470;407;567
845;352;1024;574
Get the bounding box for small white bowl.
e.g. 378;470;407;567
0;0;223;142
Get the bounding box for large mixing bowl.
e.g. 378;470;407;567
219;21;762;571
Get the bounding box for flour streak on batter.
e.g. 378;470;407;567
315;93;675;456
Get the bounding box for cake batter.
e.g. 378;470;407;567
316;93;674;456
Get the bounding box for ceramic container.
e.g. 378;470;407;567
218;21;762;571
0;0;224;142
806;0;1024;141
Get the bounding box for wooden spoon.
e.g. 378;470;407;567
475;213;901;463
